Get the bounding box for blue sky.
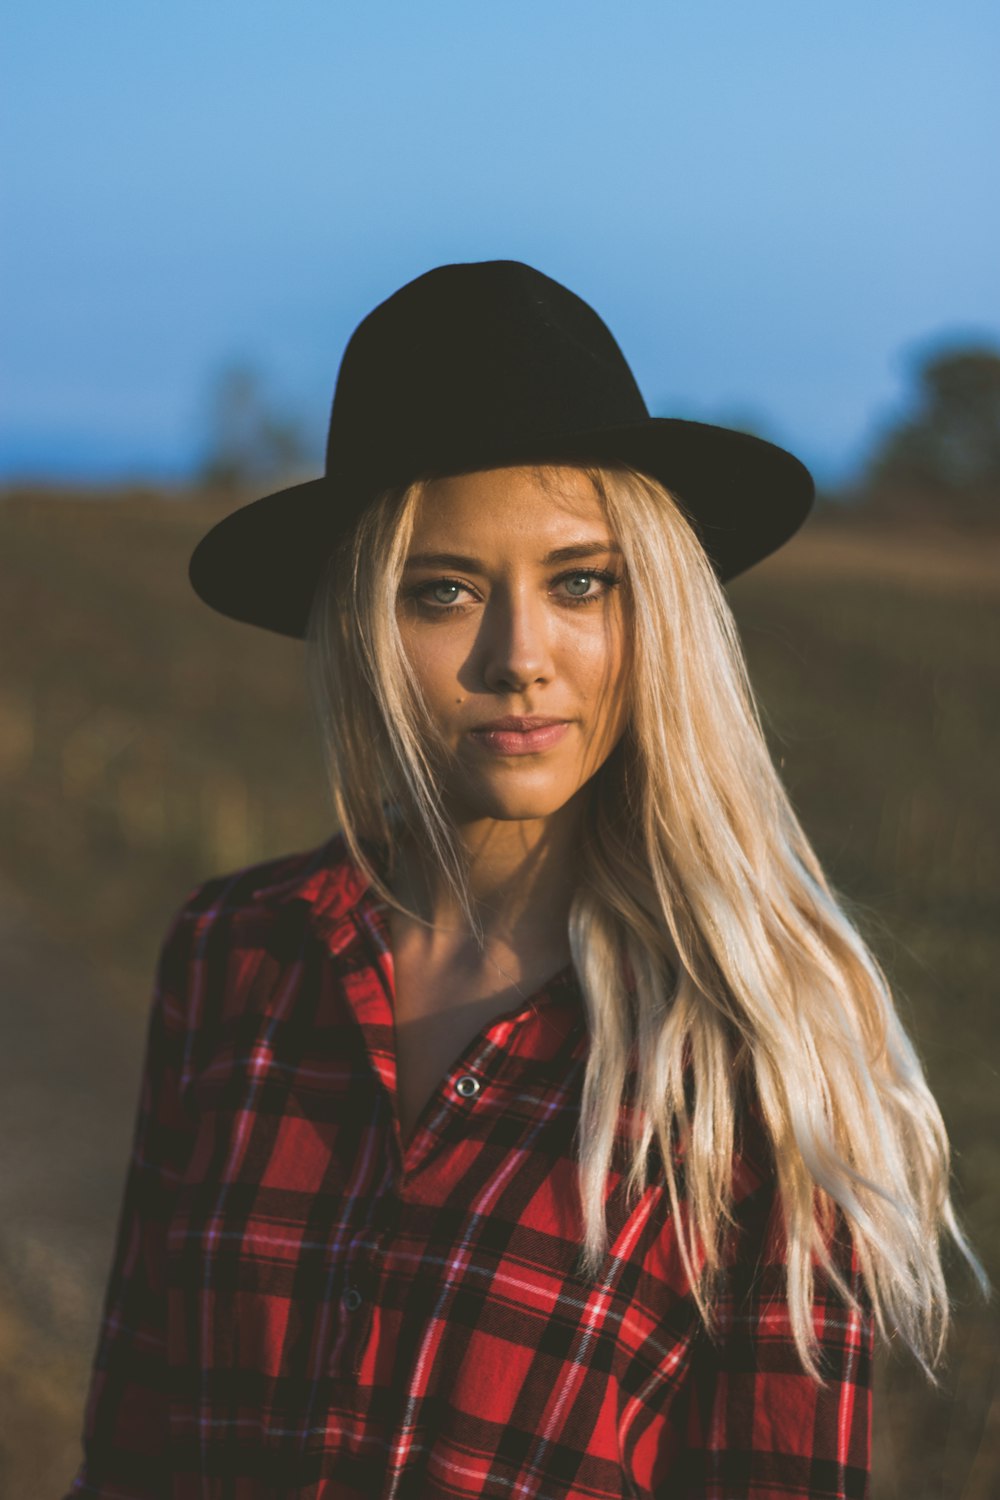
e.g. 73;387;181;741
2;0;997;489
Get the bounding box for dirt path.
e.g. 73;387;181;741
0;875;149;1497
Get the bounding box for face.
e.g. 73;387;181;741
395;464;631;825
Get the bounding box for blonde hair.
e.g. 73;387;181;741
304;461;988;1382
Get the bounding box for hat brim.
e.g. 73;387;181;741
188;417;814;639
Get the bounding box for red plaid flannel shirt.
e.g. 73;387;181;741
63;830;873;1499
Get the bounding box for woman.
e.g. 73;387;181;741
63;261;986;1499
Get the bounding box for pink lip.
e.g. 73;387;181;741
468;722;571;755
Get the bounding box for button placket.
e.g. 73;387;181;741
340;1277;375;1380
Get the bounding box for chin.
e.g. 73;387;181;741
446;777;580;823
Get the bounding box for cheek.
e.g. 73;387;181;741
569;624;627;692
585;632;631;735
398;624;463;698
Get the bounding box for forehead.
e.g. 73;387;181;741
408;464;610;545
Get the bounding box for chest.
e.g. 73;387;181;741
391;954;525;1148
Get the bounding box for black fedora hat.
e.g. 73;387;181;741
188;259;814;639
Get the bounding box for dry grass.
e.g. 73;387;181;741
767;514;1000;592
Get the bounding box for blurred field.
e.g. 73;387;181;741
0;484;997;1498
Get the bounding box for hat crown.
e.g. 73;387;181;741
324;259;649;490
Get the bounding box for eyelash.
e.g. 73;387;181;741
408;568;622;616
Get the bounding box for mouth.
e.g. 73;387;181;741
467;722;572;756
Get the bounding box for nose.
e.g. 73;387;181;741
480;581;554;692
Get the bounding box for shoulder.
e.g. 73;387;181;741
171;830;353;928
182;834;344;918
155;831;352;990
144;832;360;1060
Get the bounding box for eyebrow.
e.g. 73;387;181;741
402;541;622;571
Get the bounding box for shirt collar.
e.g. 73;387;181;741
245;827;385;916
246;829;585;1025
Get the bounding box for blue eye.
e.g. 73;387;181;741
407;568;621;615
426;581;463;606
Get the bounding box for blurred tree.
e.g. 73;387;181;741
197;361;309;492
866;344;1000;516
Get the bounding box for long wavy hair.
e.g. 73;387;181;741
303;461;987;1382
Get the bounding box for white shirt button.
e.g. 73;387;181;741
343;1287;363;1312
455;1074;481;1097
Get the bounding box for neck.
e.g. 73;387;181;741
388;800;584;960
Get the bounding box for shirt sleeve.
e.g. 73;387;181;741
674;1191;874;1500
60;895;200;1500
